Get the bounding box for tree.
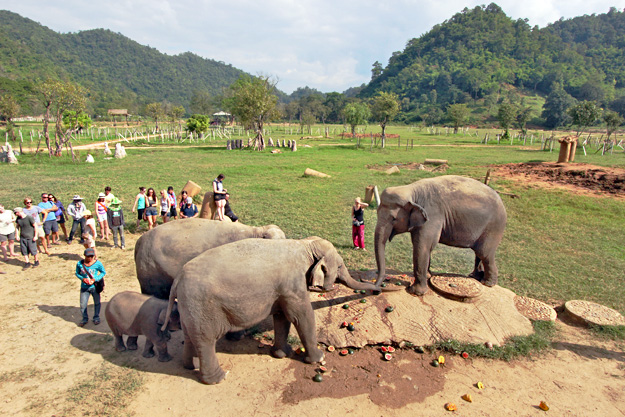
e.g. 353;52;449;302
223;75;280;151
446;104;469;133
169;105;186;129
568;101;601;136
145;102;164;132
371;92;399;148
497;103;516;139
37;79;87;156
371;61;383;80
542;84;576;129
190;91;213;115
0;94;20;141
603;110;624;142
185;114;211;137
515;106;533;136
342;102;371;136
62;110;92;132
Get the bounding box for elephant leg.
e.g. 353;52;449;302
126;336;139;350
142;339;156;358
473;240;499;287
155;339;173;362
469;256;485;280
197;341;227;385
286;304;323;364
225;331;245;341
270;312;293;359
114;333;126;352
406;234;434;296
182;332;197;370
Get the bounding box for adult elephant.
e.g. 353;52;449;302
135;218;286;299
161;237;383;385
374;175;507;296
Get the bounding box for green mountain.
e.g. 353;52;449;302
0;10;246;115
360;4;625;123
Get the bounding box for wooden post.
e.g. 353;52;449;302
373;186;381;207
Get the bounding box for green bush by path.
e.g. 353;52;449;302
1;140;624;314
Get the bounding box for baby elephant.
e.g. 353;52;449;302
105;291;181;362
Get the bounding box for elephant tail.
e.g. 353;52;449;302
161;277;179;332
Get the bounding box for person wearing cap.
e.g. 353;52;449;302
0;204;17;261
95;192;110;240
67;195;87;244
14;207;40;269
351;197;369;250
75;247;106;327
106;197;126;249
37;192;58;250
180;196;199;219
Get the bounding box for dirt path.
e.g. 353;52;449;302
1;231;624;416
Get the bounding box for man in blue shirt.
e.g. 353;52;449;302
37;193;58;249
180;197;198;219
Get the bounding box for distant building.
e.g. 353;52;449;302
108;109;130;125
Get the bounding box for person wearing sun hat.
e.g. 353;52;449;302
351;197;369;250
76;247;106;327
106;197;126;249
95;192;110;240
67;195;87;244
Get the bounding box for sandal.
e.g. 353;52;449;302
78;321;87;327
93;319;100;325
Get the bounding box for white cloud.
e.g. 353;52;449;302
3;0;620;94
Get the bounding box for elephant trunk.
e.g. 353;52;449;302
374;222;391;286
338;267;381;292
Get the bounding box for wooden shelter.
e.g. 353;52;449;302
108;109;129;126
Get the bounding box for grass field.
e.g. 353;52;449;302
2;124;625;314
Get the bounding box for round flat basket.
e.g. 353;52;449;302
564;300;625;327
514;296;557;321
429;275;482;302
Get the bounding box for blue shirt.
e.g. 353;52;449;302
76;259;106;290
38;201;56;222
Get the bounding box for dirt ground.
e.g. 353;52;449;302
1;162;625;416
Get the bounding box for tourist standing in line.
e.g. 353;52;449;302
48;194;68;243
0;204;17;261
106;197;126;249
103;186;115;206
144;188;159;230
14;207;39;269
159;189;172;224
132;187;146;229
38;193;58;250
167;186;178;220
67;195;87;244
95;192;110;240
23;197;50;255
180;197;199;219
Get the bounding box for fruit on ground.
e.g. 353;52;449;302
313;373;323;382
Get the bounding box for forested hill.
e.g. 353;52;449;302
360;4;625;122
0;10;245;115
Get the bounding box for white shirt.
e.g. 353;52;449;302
0;210;16;235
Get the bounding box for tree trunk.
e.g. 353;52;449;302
381;123;386;148
43;105;52;156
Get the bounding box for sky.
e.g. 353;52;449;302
2;0;620;94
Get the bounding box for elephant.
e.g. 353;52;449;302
104;291;181;362
135;218;286;299
161;237;383;384
374;175;507;296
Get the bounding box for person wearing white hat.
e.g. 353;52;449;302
95;192;110;240
67;195;87;244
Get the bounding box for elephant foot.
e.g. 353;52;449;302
406;283;429;296
142;349;155;358
183;360;196;370
304;349;324;364
469;270;484;280
270;345;293;359
115;345;127;352
158;353;173;362
199;368;227;385
126;337;139;350
225;331;245;341
480;277;497;287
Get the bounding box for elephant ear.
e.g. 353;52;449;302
407;202;428;231
308;257;327;291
